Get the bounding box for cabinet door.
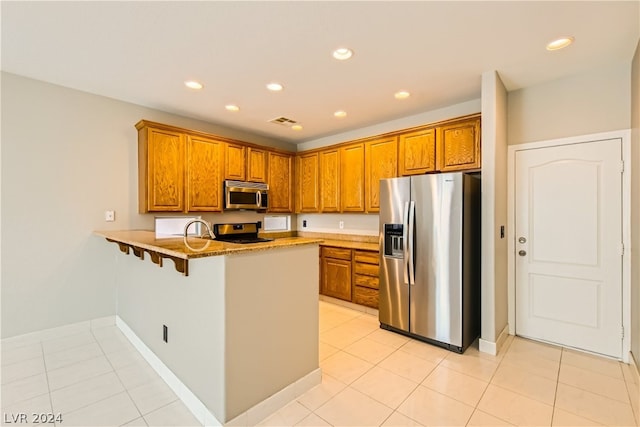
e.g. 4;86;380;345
144;127;185;212
225;143;246;181
296;153;319;213
321;256;352;301
247;147;268;183
340;143;365;212
436;117;481;172
268;152;293;213
186;135;223;212
320;149;340;212
365;137;398;212
398;128;436;176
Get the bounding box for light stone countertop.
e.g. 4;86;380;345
320;239;379;252
95;230;323;260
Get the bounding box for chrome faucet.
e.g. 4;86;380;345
183;219;214;239
183;219;214;251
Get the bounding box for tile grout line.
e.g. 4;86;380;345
548;347;564;427
40;341;61;427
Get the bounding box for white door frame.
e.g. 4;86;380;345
507;129;631;362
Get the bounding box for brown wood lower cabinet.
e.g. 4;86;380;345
320;246;380;309
320;247;352;300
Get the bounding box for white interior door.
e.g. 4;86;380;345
515;138;622;358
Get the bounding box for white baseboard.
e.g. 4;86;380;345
116;316;321;426
479;324;510;356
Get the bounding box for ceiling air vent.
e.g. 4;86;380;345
269;116;298;127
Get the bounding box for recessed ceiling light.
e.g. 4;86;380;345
394;90;411;100
266;82;284;92
225;104;240;112
291;124;303;131
332;47;353;60
546;36;574;51
184;80;203;90
334;110;347;118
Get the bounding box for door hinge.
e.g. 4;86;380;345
621;160;625;173
620;243;625;256
622;326;625;339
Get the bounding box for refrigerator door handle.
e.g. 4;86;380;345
403;201;410;285
408;201;416;285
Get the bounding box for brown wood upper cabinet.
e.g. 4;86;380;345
268;151;293;213
247;147;268;183
138;125;185;212
436;117;481;172
296;152;319;213
320;149;340;212
137;122;225;213
340;143;365;212
365;136;398;212
398;127;436;176
224;143;246;181
186;135;224;212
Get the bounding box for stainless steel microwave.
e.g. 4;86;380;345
224;180;269;210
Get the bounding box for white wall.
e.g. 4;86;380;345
480;71;509;348
297;213;378;236
508;62;631;145
631;40;640;365
1;72;294;338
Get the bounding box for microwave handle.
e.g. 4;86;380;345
256;191;262;208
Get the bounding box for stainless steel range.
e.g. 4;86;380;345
213;222;274;244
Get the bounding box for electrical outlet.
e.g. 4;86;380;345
163;325;168;343
339;221;344;229
104;210;115;222
303;220;307;228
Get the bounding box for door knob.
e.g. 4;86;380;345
519;250;527;256
518;237;527;244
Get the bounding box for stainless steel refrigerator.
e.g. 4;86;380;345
379;172;481;353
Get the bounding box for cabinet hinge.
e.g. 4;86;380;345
620;243;625;256
622;326;625;339
621;160;625;174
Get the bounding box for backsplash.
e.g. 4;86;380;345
296;213;378;236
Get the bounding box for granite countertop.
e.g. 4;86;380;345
95;230;323;260
320;239;379;252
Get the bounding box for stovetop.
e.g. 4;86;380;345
214;236;274;244
212;222;273;244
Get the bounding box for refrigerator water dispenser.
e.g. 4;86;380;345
383;224;404;258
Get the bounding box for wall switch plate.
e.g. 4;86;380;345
339;221;344;229
302;220;307;228
104;210;115;222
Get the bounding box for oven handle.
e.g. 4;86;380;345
256;191;262;208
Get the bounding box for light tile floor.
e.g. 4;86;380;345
261;301;640;427
2;301;639;426
1;321;200;426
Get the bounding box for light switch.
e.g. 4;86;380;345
105;210;115;222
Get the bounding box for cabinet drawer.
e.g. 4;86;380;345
353;286;379;309
354;274;379;289
321;246;352;260
354;250;379;265
354;262;379;277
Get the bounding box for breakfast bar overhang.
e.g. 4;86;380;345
95;231;322;424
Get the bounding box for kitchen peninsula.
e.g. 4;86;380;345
96;230;322;425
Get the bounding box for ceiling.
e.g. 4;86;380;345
2;1;639;144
